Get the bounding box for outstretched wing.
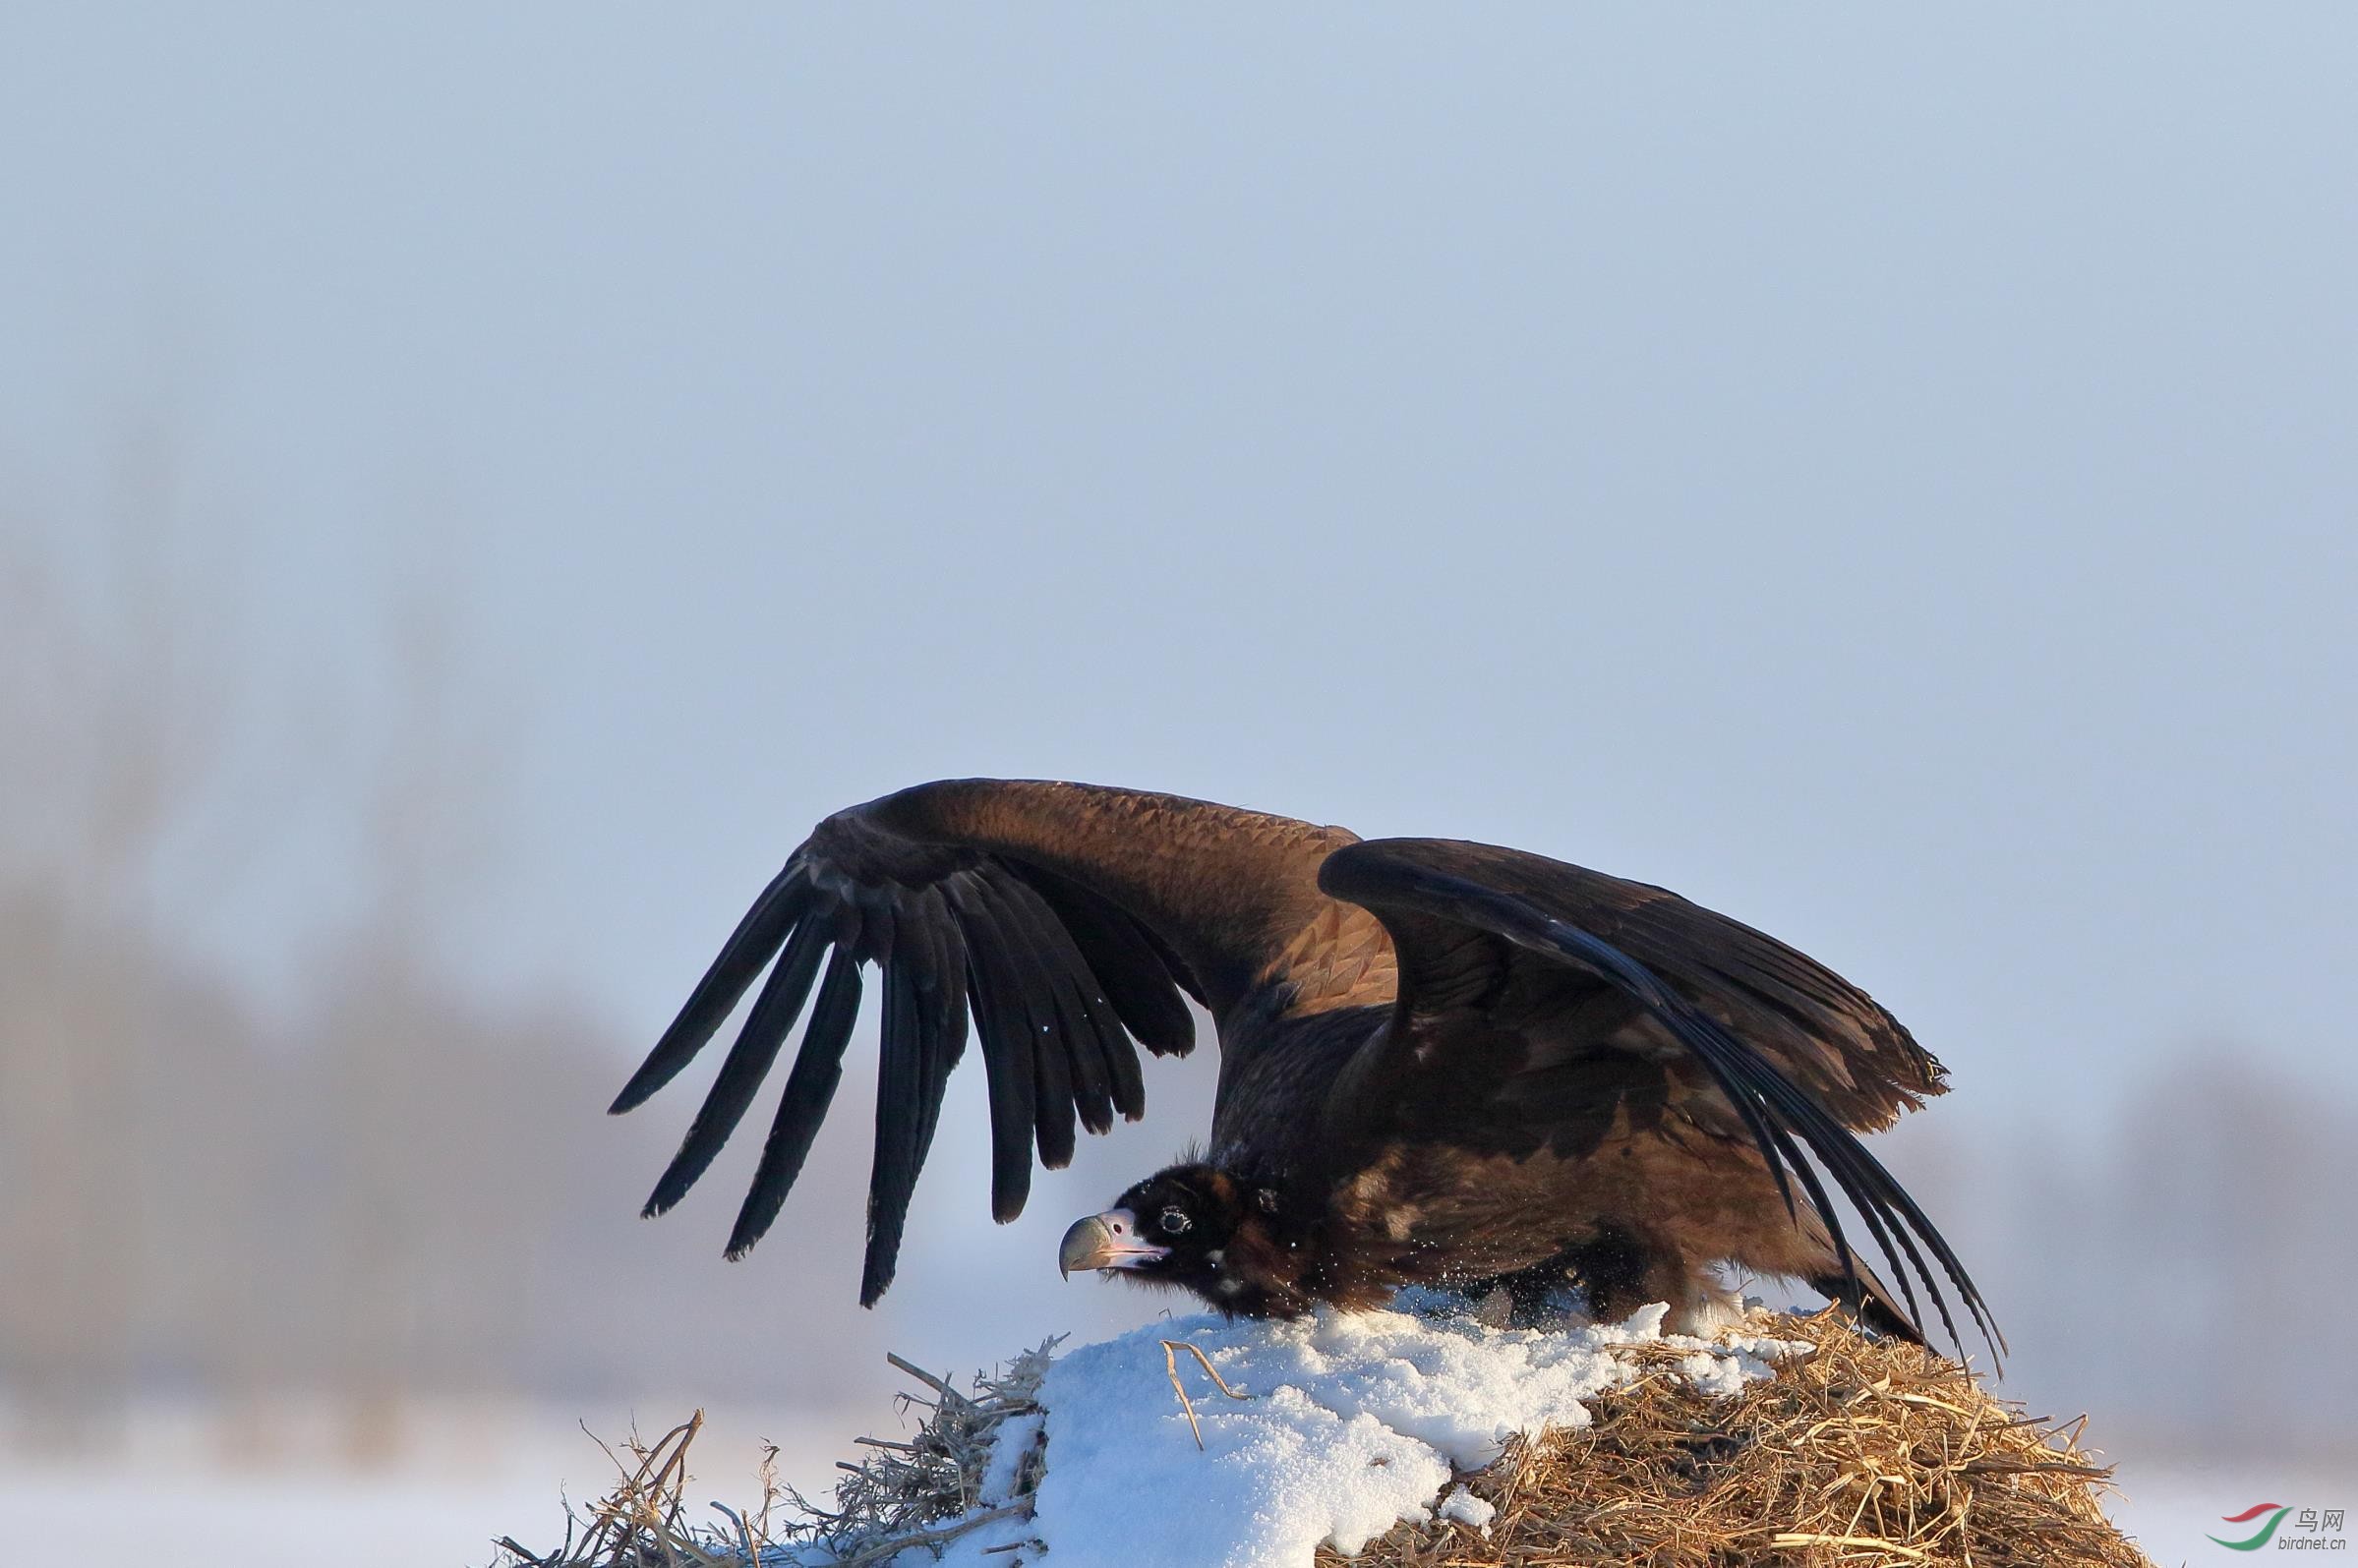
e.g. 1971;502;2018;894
1317;838;1999;1364
612;779;1384;1303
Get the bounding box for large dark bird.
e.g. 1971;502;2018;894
614;781;2000;1361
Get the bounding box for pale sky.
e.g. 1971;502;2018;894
3;2;2353;1400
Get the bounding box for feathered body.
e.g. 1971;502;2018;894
613;781;2000;1363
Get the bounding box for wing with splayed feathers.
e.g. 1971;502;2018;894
611;779;1384;1305
1317;838;2000;1365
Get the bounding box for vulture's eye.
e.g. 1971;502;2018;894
1158;1206;1192;1236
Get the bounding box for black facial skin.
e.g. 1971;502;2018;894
1093;1163;1310;1318
1107;1168;1237;1294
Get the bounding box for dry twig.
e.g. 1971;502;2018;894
1159;1337;1252;1450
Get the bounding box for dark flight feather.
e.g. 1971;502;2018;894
862;955;928;1305
1007;862;1196;1057
726;945;863;1257
949;875;1041;1222
994;878;1115;1134
611;866;811;1115
907;888;971;1189
996;873;1143;1124
641;912;830;1217
961;872;1080;1169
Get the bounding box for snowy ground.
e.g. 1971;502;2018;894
849;1305;2350;1568
14;1453;2301;1568
888;1304;1808;1567
9;1362;2337;1567
8;1398;858;1568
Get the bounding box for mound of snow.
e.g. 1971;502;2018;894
905;1302;1803;1568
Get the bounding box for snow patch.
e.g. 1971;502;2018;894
976;1411;1042;1506
1438;1484;1495;1532
918;1303;1803;1568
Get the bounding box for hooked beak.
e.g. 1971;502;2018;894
1058;1209;1169;1277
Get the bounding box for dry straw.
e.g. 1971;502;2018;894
493;1341;1055;1568
1322;1307;2151;1568
493;1308;2151;1568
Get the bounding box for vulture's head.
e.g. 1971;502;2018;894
1058;1163;1310;1317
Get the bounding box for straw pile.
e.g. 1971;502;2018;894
1320;1307;2151;1568
491;1342;1053;1568
490;1308;2150;1568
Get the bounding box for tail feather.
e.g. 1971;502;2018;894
1811;1259;1926;1347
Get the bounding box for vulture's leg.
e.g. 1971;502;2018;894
1443;1252;1594;1330
1560;1225;1657;1322
1498;1254;1592;1329
1568;1227;1742;1336
1417;1233;1645;1326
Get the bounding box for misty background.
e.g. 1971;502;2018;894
3;4;2353;1556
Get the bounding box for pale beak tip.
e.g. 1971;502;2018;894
1059;1214;1115;1279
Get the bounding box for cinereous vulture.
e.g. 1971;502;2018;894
613;781;1999;1361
